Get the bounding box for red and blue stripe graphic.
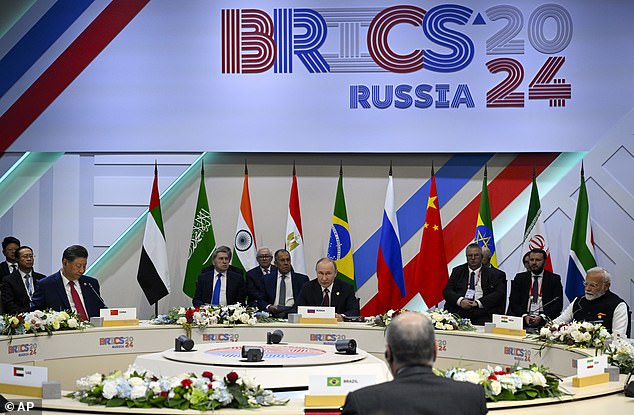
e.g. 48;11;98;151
0;0;149;152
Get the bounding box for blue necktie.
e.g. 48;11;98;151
25;274;32;297
212;273;222;305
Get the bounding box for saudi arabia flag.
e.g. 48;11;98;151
232;164;257;273
137;162;170;305
183;163;216;298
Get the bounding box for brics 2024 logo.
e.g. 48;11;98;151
222;4;572;109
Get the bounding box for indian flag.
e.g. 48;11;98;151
232;163;258;273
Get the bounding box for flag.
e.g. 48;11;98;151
375;166;406;313
183;163;216;298
413;167;448;307
136;162;170;305
286;163;306;274
519;169;553;272
327;163;355;289
474;165;498;267
232;162;258;274
565;162;596;301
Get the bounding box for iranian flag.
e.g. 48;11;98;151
232;163;258;273
286;164;306;274
519;169;553;272
136;162;170;305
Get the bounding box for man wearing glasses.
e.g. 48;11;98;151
553;267;630;338
245;247;276;307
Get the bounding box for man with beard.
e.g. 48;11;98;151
553;267;630;337
507;249;563;328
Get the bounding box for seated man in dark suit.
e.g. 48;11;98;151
245;247;276;307
507;248;563;328
553;267;630;337
443;243;507;325
341;312;487;415
1;246;46;314
193;246;246;307
296;257;359;320
257;249;308;317
31;245;104;320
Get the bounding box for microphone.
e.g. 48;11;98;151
83;281;107;308
530;296;561;318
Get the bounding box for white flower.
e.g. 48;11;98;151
531;371;547;387
240;314;250;324
386;309;394;317
67;318;78;328
518;371;533;385
444;324;454;330
102;380;118;399
435;322;444;329
130;385;147;399
490;380;502;395
176;317;187;325
178;307;186;314
241;376;258;390
128;377;145;387
149;381;161;394
464;371;482;384
539;327;550;337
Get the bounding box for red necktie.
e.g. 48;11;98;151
322;288;330;307
69;281;88;321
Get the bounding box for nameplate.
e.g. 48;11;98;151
102;319;140;327
491;327;526;337
304;394;346;408
492;314;523;330
298;306;335;318
576;355;608;378
101;308;137;320
308;374;375;395
299;317;338;325
0;364;47;397
572;372;610;387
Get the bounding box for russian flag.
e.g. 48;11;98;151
374;169;406;314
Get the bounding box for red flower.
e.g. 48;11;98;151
181;378;193;388
208;384;213;389
160;391;168;397
202;371;213;380
226;371;239;383
488;375;497;381
185;308;196;324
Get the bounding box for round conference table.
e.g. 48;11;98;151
2;321;632;414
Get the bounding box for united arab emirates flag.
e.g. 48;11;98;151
137;162;170;305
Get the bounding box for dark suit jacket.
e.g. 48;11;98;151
193;269;246;307
1;270;45;314
257;270;308;311
341;365;487;415
245;265;277;307
443;263;507;325
0;261;17;279
30;271;103;318
507;270;563;321
297;278;359;316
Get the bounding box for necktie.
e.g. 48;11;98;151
10;263;17;273
469;271;476;290
322;288;330;307
69;281;88;321
278;275;286;306
263;268;270;275
532;275;540;304
212;273;222;305
24;274;32;297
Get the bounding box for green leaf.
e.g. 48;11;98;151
105;398;126;407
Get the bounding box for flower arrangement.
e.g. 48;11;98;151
606;338;634;374
67;365;288;411
0;309;89;336
441;364;566;402
152;304;267;337
534;321;611;352
371;308;475;331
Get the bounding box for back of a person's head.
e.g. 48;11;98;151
386;312;435;366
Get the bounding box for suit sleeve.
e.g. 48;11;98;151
340;283;360;316
235;273;246;305
443;268;462;313
295;283;311;308
543;274;563;320
192;275;205;307
479;269;506;315
1;277;19;314
506;275;524;316
340;391;361;415
245;272;263;308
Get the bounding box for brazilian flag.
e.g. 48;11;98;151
327;377;341;387
327;164;355;289
474;165;497;267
